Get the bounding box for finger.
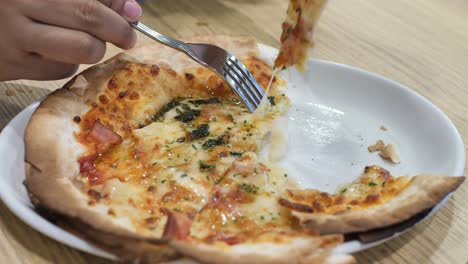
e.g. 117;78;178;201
22;22;106;65
16;54;78;81
22;0;137;49
97;0;141;21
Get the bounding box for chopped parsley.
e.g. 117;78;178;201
180;174;188;178
240;183;259;194
188;98;221;106
230;152;243;157
341;188;347;194
152;99;181;121
192;144;198;150
369;182;378;187
190;124;210;140
283;173;288;178
199;161;216;172
161;179;167;184
268;96;276;106
202;135;228;150
215;176;225;185
382;181;387;187
174;104;201;123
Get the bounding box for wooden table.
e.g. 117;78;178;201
1;0;467;263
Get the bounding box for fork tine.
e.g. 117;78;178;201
227;56;265;102
223;67;257;111
225;60;262;106
224;62;261;108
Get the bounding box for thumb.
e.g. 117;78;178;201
122;0;142;22
99;0;142;22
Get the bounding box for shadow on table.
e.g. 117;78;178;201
0;200;112;264
354;197;456;262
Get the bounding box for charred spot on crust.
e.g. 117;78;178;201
279;198;314;213
129;92;140;100
151;65;160;76
99;95;109;104
108;79;118;89
185;73;195;80
119;90;129;98
88;189;102;201
73;116;81;123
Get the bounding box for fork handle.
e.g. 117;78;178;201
130;22;189;53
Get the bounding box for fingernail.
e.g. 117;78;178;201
123;1;142;21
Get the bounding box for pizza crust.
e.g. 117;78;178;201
291;175;465;234
170;234;354;264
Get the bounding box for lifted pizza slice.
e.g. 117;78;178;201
275;0;328;70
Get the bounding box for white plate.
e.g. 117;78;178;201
0;45;464;259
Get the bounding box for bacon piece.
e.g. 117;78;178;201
162;210;192;240
279;198;314;213
90;121;122;145
79;154;97;174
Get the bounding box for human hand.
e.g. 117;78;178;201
0;0;142;81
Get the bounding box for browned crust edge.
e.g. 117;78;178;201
293;175;465;234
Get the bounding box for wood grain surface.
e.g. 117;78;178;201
1;0;467;263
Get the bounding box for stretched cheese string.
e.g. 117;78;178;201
252;67;280;119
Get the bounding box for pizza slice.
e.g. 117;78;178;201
279;165;465;234
274;0;328;70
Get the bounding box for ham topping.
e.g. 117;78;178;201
162;210;192;240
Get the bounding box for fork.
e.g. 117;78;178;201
130;22;265;112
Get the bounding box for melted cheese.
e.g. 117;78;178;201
76;58;297;241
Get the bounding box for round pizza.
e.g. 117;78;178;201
24;35;464;264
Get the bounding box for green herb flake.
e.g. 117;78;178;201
188;98;221;106
382;181;387;187
215;177;225;185
202;135;228;150
199;161;216;172
230;152;242;158
190;124;210;140
152;99;181;122
283;173;288;178
267;96;276;106
260;216;265;220
341;188;347;194
181;174;188;178
174;104;201;123
192;144;198;150
161;180;167;184
369;182;378;187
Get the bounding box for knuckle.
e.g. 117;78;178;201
77;37;105;63
76;0;99;28
55;64;79;79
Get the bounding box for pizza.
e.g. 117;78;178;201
24;35;355;263
274;0;328;70
280;166;464;235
